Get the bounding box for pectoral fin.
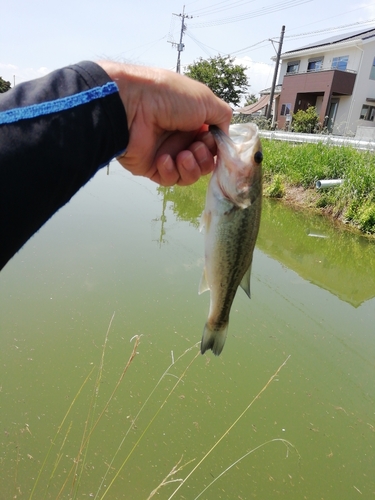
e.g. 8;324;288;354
199;214;205;233
199;210;211;234
198;267;210;295
240;263;252;298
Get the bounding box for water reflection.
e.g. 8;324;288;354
157;183;375;307
157;182;206;228
258;199;375;307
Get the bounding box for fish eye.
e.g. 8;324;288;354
254;151;263;164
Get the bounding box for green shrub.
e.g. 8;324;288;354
345;199;375;234
292;106;319;133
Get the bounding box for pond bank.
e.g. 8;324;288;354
262;139;375;237
263;180;375;239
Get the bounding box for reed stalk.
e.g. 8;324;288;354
167;355;291;499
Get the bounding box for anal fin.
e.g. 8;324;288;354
240;263;252;298
198;267;210;295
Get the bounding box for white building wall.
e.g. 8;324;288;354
279;44;363;78
332;96;352;135
278;36;375;135
347;39;375;135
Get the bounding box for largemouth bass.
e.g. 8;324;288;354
199;123;262;355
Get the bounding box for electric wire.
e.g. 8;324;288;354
188;0;257;17
284;18;375;40
190;0;312;28
185;31;213;57
214;18;375;62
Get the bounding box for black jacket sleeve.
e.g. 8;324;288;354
0;61;129;270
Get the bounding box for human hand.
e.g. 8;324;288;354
98;61;232;186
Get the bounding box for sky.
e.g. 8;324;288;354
1;0;375;97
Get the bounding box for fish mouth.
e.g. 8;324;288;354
211;124;262;170
209;125;237;157
209;125;224;141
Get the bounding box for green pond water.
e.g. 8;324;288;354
1;161;374;499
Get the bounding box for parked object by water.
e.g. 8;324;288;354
316;179;344;189
199;124;262;355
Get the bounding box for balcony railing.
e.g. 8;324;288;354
285;67;357;76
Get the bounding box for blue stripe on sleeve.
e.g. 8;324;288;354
0;81;119;125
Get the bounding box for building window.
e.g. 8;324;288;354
332;55;348;71
370;57;375;80
359;105;375;121
307;58;323;71
286;61;300;74
280;103;291;116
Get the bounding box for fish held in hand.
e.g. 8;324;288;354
199;123;262;356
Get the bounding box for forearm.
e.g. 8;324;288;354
0;61;128;270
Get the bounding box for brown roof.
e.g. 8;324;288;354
236;94;270;114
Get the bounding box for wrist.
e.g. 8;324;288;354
96;60;158;131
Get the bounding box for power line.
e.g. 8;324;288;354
230;39;271;56
284;18;375;39
118;35;168;57
185;30;221;56
221;19;375;61
284;4;375;36
168;13;178;44
189;0;256;17
189;0;312;29
186;32;212;57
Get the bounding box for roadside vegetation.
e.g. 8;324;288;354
262;139;375;236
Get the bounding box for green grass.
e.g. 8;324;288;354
262;140;375;235
264;174;285;198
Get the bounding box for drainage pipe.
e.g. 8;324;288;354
316;179;344;189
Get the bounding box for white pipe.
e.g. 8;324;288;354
316;179;344;189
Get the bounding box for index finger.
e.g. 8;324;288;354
202;93;232;135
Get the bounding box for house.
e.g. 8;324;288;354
275;28;375;136
235;85;281;120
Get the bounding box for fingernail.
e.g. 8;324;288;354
181;153;195;171
195;143;208;163
160;154;174;172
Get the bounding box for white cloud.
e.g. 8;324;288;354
0;63;51;86
235;56;275;96
0;63;17;71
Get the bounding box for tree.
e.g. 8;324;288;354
0;76;11;93
243;93;257;106
184;55;248;107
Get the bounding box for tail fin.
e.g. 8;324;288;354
200;322;228;356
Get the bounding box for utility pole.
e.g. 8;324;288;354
169;6;193;73
266;25;285;121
